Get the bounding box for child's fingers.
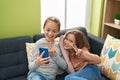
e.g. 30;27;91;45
48;45;51;49
48;42;52;49
40;51;45;57
42;57;50;65
49;42;52;47
76;49;83;57
71;44;78;52
43;57;50;62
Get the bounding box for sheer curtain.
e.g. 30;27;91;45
41;0;91;32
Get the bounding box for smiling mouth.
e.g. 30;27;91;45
64;44;70;48
46;35;52;38
46;36;54;41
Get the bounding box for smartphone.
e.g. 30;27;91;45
39;48;49;64
39;47;49;58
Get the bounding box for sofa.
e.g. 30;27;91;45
0;27;110;80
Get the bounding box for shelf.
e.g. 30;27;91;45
104;23;120;30
101;0;120;39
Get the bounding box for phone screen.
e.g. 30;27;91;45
39;48;49;58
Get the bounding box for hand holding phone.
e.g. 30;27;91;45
39;48;49;64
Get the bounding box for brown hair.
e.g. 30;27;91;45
43;16;61;31
64;30;90;49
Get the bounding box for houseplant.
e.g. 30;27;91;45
114;12;120;25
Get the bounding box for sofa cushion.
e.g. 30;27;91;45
25;43;35;63
99;34;120;80
7;75;27;80
0;36;33;80
88;34;104;55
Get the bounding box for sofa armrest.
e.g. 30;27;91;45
88;33;104;56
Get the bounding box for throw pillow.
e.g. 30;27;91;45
100;34;120;80
25;43;35;63
25;37;59;63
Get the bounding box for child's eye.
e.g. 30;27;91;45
53;30;57;33
64;38;73;43
46;29;50;32
69;40;73;43
64;38;68;41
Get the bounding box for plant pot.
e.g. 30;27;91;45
114;19;120;25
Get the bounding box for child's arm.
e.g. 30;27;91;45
72;44;101;65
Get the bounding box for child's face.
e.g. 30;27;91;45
63;33;76;50
44;21;59;42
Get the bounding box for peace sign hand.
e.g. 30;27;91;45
71;44;83;57
48;42;56;55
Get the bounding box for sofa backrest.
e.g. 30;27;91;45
33;27;88;42
0;36;33;80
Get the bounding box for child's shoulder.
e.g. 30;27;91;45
55;35;65;42
36;38;46;44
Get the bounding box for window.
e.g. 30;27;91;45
41;0;91;32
